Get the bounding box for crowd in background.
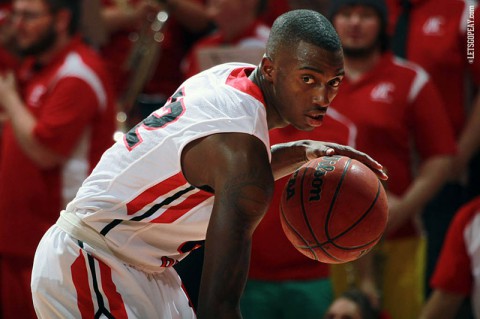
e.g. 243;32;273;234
0;0;479;318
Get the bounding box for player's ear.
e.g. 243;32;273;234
260;55;274;82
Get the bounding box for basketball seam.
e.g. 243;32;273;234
304;157;352;263
312;178;384;250
279;203;319;261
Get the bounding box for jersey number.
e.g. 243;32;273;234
124;91;185;150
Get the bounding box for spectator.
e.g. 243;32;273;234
420;196;480;319
0;0;116;317
324;288;383;319
386;0;480;297
325;1;456;319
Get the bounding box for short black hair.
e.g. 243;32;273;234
328;0;389;52
266;9;342;59
45;0;81;35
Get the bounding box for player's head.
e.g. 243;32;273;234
324;289;380;319
11;0;80;56
261;9;344;131
266;9;342;60
328;0;389;57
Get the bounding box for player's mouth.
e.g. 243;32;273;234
306;113;325;127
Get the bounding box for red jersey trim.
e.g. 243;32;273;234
151;190;214;224
226;67;265;106
126;172;189;215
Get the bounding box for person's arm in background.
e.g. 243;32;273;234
0;72;63;168
419;290;465;319
385;155;452;234
0;70;105;169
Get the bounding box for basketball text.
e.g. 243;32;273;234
285;170;299;200
309;156;341;201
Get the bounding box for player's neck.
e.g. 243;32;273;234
344;50;381;83
249;66;283;130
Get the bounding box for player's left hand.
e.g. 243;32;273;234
304;141;388;180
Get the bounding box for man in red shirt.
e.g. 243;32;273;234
386;0;480;296
0;0;116;317
326;1;456;318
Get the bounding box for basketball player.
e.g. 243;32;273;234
31;10;386;318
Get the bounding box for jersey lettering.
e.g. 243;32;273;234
124;90;186;150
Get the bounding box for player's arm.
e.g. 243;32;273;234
270;140;387;181
419;289;465;319
385;155;452;234
181;132;274;319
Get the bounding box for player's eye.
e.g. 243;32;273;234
302;75;315;85
328;77;343;88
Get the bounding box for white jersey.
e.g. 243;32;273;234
62;63;270;272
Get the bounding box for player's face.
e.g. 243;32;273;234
266;41;344;131
333;5;381;52
11;0;57;56
324;297;362;319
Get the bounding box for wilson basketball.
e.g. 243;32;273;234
280;155;388;264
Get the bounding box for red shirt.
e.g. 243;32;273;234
430;196;480;318
0;37;116;256
386;0;480;137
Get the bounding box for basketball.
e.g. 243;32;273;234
280;155;388;264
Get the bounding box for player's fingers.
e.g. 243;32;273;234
324;142;388;180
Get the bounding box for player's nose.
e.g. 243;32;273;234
312;86;330;107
